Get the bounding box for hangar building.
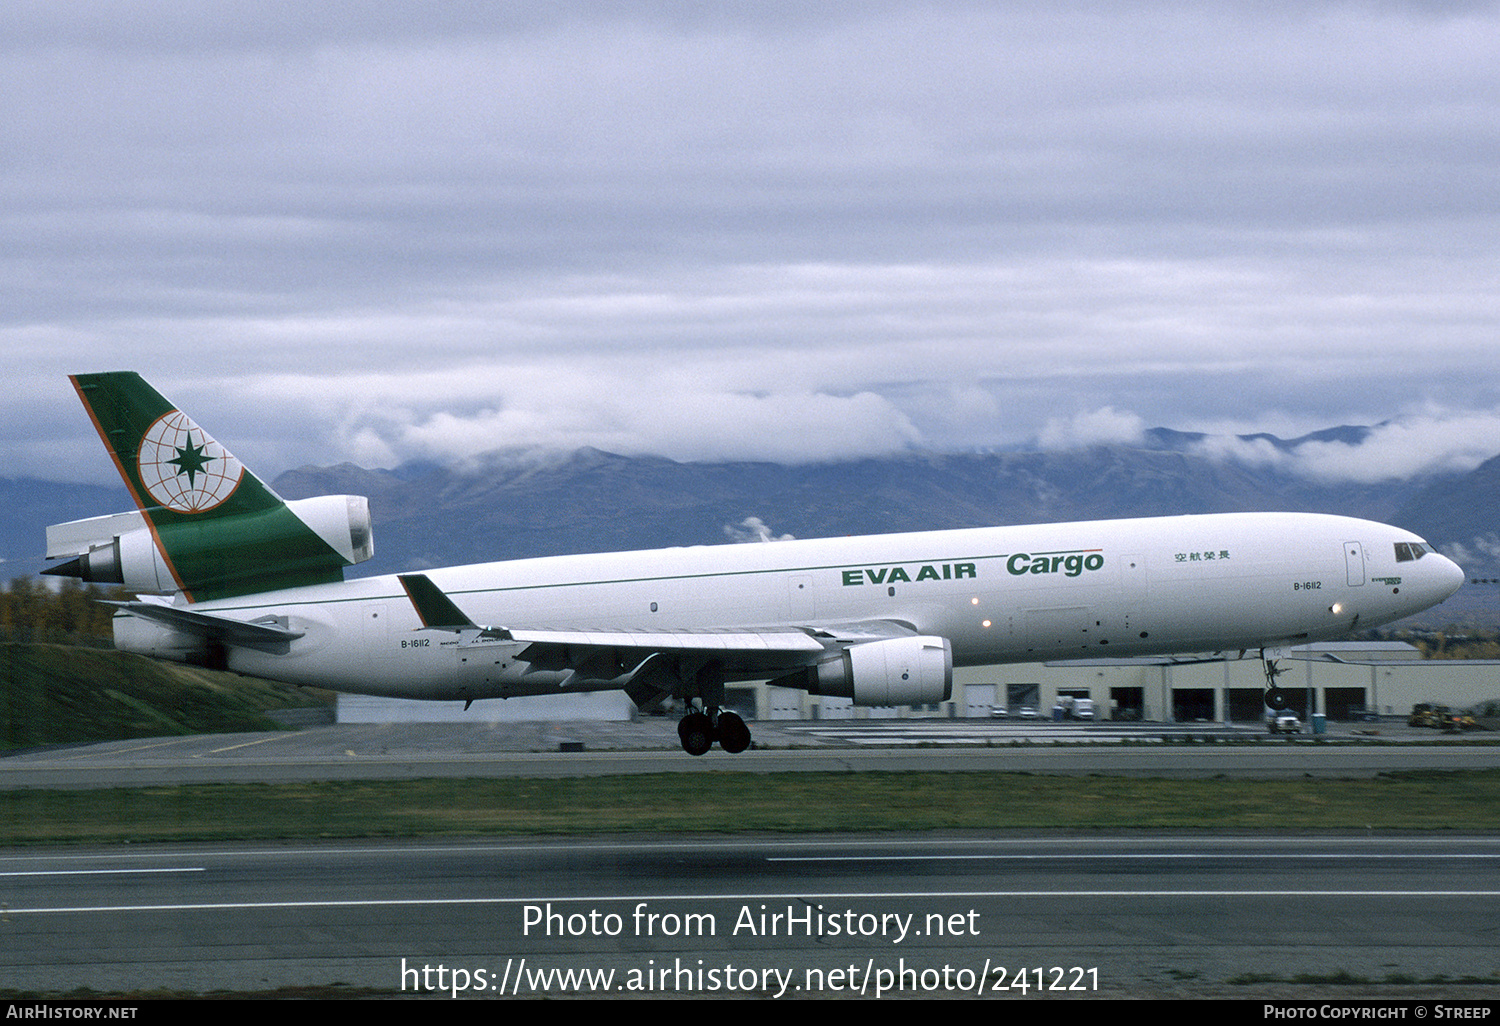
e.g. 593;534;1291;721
336;641;1499;724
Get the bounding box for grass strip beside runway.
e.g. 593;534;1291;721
3;768;1500;844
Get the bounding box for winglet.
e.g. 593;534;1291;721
397;574;479;630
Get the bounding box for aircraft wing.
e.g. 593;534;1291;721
503;625;828;654
395;573;915;684
103;597;304;653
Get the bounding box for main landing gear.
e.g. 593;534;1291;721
672;659;751;756
677;706;752;756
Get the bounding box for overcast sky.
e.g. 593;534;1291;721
5;1;1499;486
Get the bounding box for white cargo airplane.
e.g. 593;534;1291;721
46;373;1464;754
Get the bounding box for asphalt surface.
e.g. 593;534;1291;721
4;719;1500;1000
3;717;1498;789
5;834;1500;1000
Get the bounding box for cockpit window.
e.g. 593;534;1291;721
1394;542;1431;562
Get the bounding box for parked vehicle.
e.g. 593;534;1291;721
1410;703;1479;731
1267;712;1302;734
1052;695;1096;720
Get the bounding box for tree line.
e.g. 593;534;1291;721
1;577;130;646
1365;626;1500;661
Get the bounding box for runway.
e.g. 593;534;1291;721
5;834;1500;998
4;722;1500;998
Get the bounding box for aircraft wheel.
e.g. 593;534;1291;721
1265;687;1289;711
717;712;751;754
678;712;714;757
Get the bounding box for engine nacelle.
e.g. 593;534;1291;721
44;515;175;593
808;636;953;706
283;494;375;567
44;494;374;596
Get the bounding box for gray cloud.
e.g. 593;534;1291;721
3;2;1498;483
1191;411;1500;483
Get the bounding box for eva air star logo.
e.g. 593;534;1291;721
136;410;244;513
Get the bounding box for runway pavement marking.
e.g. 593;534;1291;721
202;734;300;755
0;867;205;877
769;853;1500;861
4;835;1495;865
10;889;1500;915
788;727;1172;744
53;737;198;759
837;736;1152;745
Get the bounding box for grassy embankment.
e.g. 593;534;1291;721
1;641;327;750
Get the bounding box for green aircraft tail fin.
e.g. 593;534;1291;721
60;372;366;601
73;372;281;521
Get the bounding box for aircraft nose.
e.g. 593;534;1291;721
1416;552;1464;600
1433;552;1465;601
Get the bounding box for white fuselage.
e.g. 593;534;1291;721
114;511;1464;704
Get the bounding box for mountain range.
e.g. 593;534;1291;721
6;427;1496;625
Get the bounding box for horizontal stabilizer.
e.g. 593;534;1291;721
103;599;304;653
45;510;149;560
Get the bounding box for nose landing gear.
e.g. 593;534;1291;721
1262;647;1290;711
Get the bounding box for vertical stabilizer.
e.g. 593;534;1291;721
63;372;358;601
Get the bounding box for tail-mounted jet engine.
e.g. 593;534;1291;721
44;494;374;597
